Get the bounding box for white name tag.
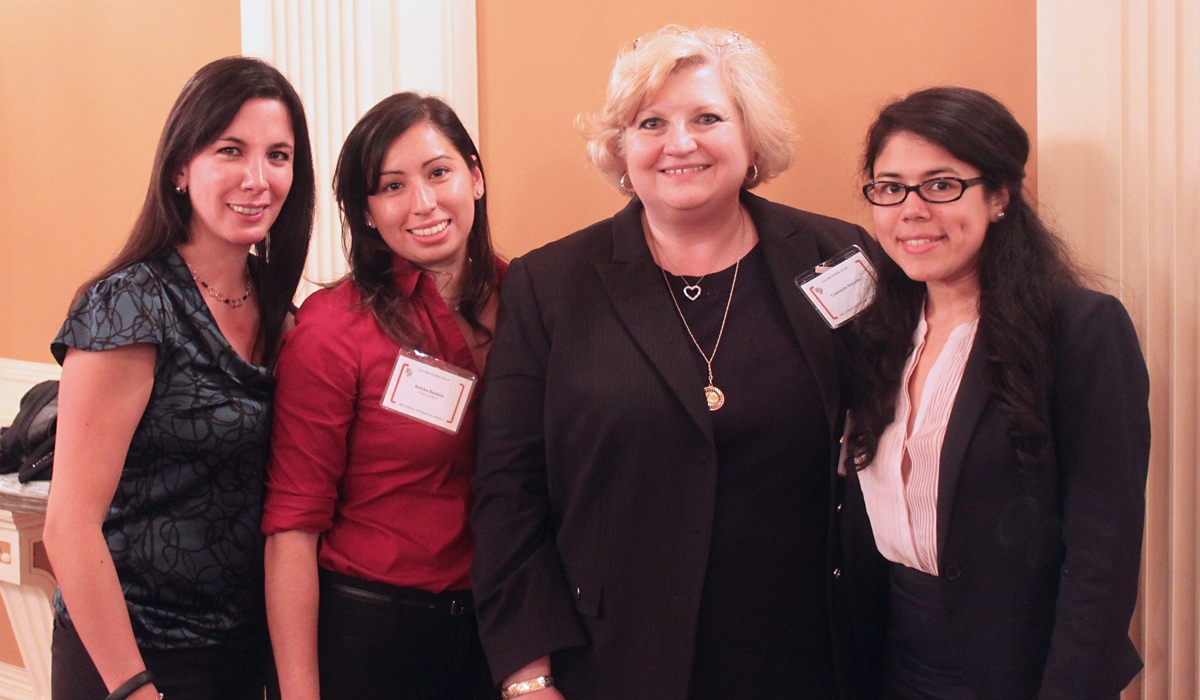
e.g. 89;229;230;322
381;349;477;434
795;246;877;328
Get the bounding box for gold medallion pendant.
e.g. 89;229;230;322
705;385;726;411
650;208;747;418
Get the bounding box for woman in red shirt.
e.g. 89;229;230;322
262;92;504;700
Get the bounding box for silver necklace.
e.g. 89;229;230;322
655;210;746;301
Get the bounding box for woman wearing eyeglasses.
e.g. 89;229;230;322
840;87;1150;700
471;24;875;700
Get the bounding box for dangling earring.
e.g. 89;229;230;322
619;172;636;195
745;164;759;186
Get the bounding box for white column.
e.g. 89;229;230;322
241;0;479;298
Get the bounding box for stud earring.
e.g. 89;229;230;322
175;185;188;195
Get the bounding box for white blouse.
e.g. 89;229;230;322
857;308;979;575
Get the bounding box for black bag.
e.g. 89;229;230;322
0;380;58;483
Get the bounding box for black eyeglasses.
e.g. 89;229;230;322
862;177;987;206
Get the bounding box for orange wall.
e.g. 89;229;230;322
476;2;1036;260
2;2;1036;362
0;0;242;363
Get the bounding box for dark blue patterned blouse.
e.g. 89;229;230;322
52;248;271;649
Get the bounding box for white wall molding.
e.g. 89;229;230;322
240;0;479;300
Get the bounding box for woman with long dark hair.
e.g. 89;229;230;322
43;56;315;700
262;92;502;700
841;87;1149;700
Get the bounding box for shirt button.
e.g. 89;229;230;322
945;564;961;580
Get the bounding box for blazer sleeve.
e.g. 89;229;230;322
471;256;588;683
1039;290;1150;698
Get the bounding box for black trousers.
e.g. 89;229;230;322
317;568;497;700
51;611;273;700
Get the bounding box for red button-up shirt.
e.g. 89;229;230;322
262;256;504;592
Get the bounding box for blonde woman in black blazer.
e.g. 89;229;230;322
841;87;1150;700
471;26;875;700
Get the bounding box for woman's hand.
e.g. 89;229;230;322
513;688;565;700
43;345;156;693
501;657;565;700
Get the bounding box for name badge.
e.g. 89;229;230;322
381;349;477;435
795;246;877;328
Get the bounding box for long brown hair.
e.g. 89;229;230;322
846;87;1082;473
333;92;497;349
76;56;315;367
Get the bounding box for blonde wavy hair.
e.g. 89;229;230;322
579;25;796;194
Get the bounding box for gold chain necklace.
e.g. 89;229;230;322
652;209;746;411
661;260;738;411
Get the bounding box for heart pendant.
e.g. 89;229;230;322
683;285;702;301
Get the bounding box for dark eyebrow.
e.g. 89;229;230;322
215;136;293;150
379;154;454;177
874;167;959;180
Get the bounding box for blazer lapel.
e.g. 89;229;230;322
595;200;715;442
936;340;990;556
748;195;843;435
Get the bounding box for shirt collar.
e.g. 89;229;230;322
389;254;424;297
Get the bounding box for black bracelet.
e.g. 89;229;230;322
107;670;155;700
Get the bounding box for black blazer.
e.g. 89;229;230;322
471;193;875;700
841;286;1150;700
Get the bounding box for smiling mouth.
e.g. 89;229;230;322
410;221;449;237
898;236;948;250
662;165;709;175
230;204;267;215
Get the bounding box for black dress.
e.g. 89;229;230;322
664;245;836;699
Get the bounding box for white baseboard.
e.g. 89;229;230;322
0;360;61;429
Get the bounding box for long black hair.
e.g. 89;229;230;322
846;87;1082;473
333;92;497;349
76;56;315;367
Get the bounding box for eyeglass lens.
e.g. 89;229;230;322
866;178;966;205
